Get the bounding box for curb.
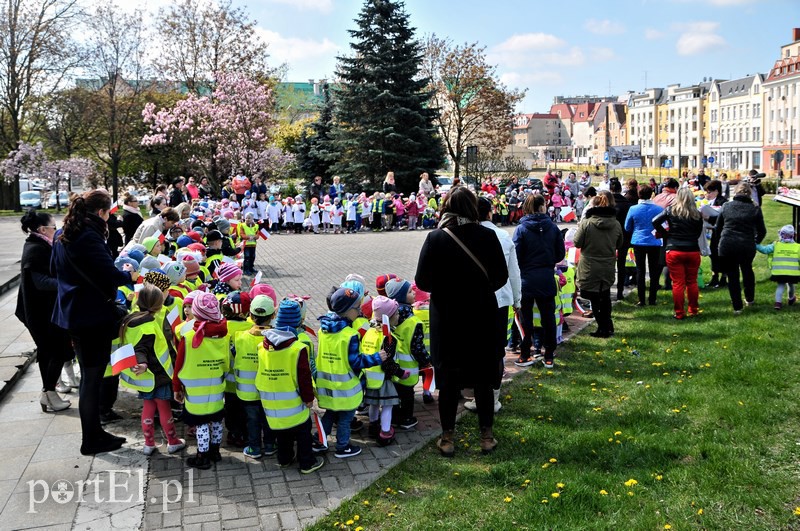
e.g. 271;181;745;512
0;348;36;404
0;273;20;297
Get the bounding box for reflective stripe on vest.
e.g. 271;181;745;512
361;328;385;390
413;307;430;353
771;242;800;276
561;268;576;315
178;331;228;415
506;306;514;343
392;315;421;387
239;223;258;247
234;330;264;401
315;327;362;411
256;341;310;430
119;371;154;391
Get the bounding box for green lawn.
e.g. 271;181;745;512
310;198;800;531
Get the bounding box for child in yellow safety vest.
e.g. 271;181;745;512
757;224;800;310
411;283;435;405
222;291;253;449
212;262;243;300
362;296;412;446
238;212;259;276
383;277;431;430
173;292;230;470
120;284;185;456
232;295;277;459
315;287;387;459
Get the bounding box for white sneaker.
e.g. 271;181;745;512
463;399;477;411
55;381;72;394
167;439;186;454
143;445;157;456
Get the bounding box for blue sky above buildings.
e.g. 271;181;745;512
142;0;799;112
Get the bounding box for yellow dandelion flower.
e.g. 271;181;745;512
388;512;396;517
524;479;531;484
664;525;672;530
698;508;704;515
362;500;370;506
549;458;558;463
453;472;460;477
504;496;512;503
624;479;638;487
599;489;608;495
346;520;354;526
655;475;663;481
551;492;560;498
614;431;622;436
794;506;800;516
541;499;548;504
608;438;613;442
672;409;681;413
355;527;363;531
541;463;550;469
448;495;454;500
556;482;565;488
738;401;744;406
520;438;526;443
353;515;360;521
645;384;651;389
628;491;634;496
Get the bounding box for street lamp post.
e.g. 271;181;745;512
790;124;794;177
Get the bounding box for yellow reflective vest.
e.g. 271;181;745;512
560;267;576;316
412;306;430;353
770;241;800;277
178;331;229;416
360;327;386;390
238;222;258;247
256;340;310;430
118;319;173;392
225;320;252;392
234;329;267;402
315;327;362;411
392;316;421;387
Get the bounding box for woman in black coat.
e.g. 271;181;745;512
121;193;143;245
52;189;135;455
15;211;74;413
415;186;508;457
715;182;767;313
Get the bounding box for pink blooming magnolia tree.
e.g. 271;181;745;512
0;142;99;193
141;72;293;184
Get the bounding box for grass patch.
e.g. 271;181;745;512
310;198;800;531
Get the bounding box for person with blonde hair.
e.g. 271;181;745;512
715;182;767;313
651;188;704;319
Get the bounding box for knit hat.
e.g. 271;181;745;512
274;299;303;330
375;274;398;296
384;277;412;303
214;218;231;233
139;255;161;274
187;242;206;255
250;283;277;306
180;255;201;278
250;295;276;318
162;261;187;285
327;287;362;316
114;256;139;272
206;230;223;243
780;224;795;240
411;282;430;304
193;292;221;321
222;291;251;319
144;269;171;291
142;236;160;254
184;290;203;307
360;295;374;320
371;296;399;321
127;249;145;265
216;262;242;283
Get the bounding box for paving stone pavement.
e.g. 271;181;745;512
0;224;595;530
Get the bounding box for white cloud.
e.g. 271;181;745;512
493;33;566;53
501;71;563;88
674;21;727;55
645;28;665;40
590;47;616;61
263;0;334;13
490;33;588;69
254;28;340;74
584;19;626;35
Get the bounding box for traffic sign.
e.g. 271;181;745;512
708;156;715;163
702;157;708;165
603;151;609;162
774;150;785;163
663;159;673;168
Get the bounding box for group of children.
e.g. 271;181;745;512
109;233;436;473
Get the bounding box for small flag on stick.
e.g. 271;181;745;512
312;410;327;449
514;311;526;341
110;343;138;375
258;228;270;240
381;314;392;345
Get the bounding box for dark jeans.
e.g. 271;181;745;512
439;381;494;431
276;418;315;469
243;246;256;273
519;295;556;359
224;392;247;438
70;328;116;443
582;289;613;334
321;409;355;451
393;384;415;424
616;241;631;296
633;245;661;304
722;250;756;311
243;401;274;453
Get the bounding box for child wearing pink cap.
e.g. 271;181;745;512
213;262;243;300
173;292;230;469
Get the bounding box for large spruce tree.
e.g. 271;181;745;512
296;83;336;181
331;0;444;193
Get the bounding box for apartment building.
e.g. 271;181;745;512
707;75;765;171
659;82;711;172
763;28;800;176
627;88;664;167
591;102;627;166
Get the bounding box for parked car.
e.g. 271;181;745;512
522;177;544;191
45;191;70;209
20;191;42;209
135;190;151;208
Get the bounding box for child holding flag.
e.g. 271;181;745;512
237;213;259;275
118;284;185;456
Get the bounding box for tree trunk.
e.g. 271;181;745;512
453;159;460;179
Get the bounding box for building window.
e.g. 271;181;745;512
692;138;697;147
745;104;750;118
754;127;760;142
754;84;759;94
753;151;760;168
711;130;717;143
754;103;761;118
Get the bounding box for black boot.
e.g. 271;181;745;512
187;451;212;470
209;443;222;462
718;275;727;288
709;273;719;288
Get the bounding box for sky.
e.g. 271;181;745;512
135;0;800;112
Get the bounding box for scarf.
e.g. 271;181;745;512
31;231;53;246
123;204;140;215
437;212;476;229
